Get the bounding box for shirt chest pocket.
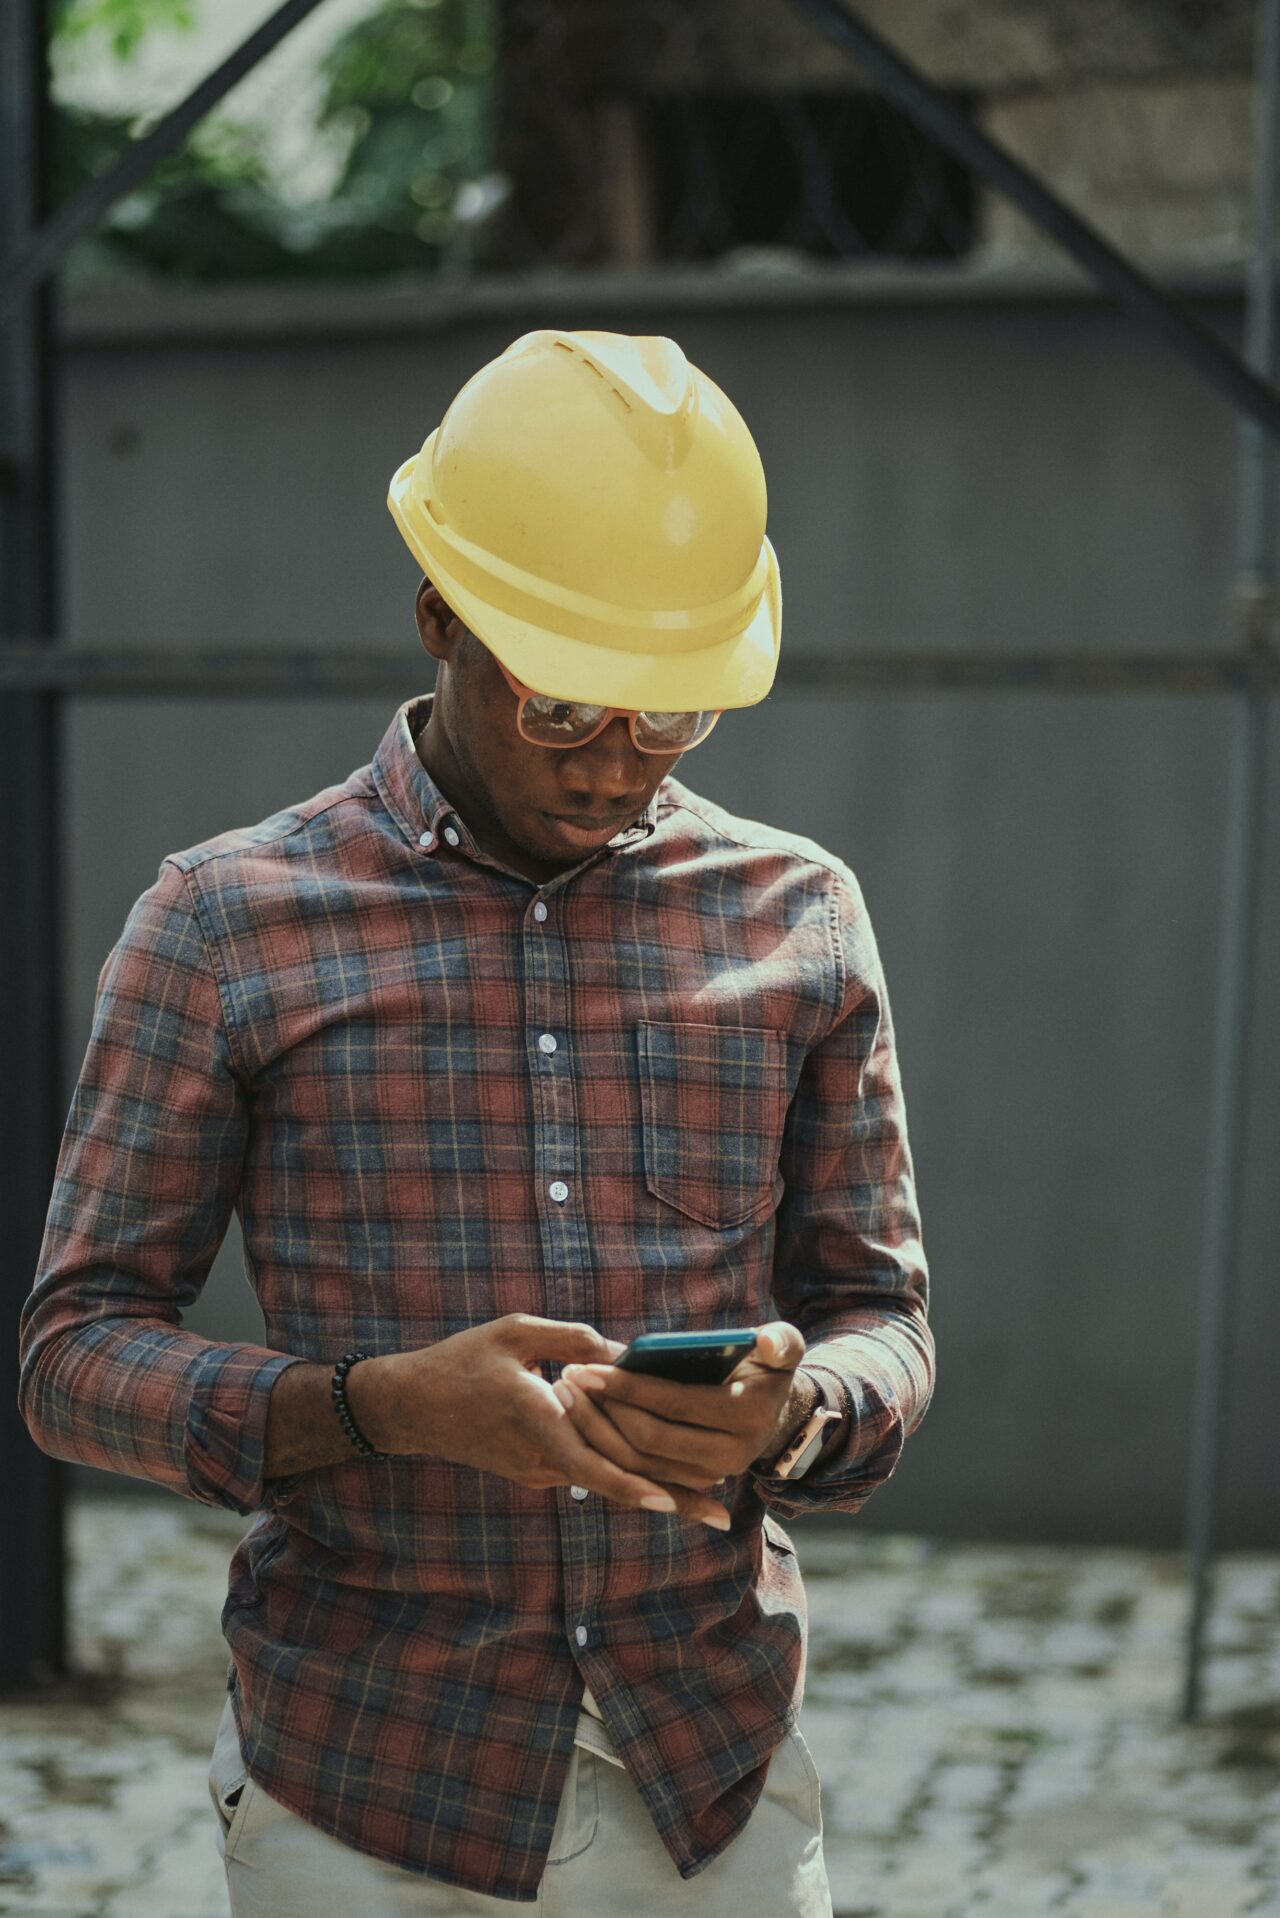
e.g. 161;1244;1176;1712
636;1021;792;1230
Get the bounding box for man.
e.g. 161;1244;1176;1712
19;328;933;1915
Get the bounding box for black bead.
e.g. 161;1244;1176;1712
330;1349;390;1461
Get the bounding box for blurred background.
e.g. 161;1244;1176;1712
3;3;1279;1913
38;0;1278;1550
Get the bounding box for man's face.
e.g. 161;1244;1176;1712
414;582;686;882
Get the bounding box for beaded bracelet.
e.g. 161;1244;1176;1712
331;1351;391;1461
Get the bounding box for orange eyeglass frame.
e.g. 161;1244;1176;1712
492;655;722;754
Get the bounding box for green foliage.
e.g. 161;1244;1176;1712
296;0;497;274
51;0;500;283
54;0;195;63
54;102;299;285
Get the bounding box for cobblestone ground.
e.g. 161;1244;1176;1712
0;1497;1277;1918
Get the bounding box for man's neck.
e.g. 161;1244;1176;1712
413;703;577;885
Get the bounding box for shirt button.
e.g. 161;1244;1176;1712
443;825;460;847
418;831;434;849
549;1180;569;1204
533;900;548;923
574;1625;589;1647
538;1033;557;1055
570;1484;589;1501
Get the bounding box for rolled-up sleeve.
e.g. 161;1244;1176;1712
754;864;935;1521
17;857;302;1515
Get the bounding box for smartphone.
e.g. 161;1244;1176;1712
614;1329;757;1386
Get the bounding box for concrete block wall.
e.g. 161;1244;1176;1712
554;0;1257;270
981;77;1254;266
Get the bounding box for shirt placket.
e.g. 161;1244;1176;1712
520;884;608;1661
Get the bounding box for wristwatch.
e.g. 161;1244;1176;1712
761;1377;843;1481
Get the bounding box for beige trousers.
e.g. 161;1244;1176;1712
208;1692;832;1916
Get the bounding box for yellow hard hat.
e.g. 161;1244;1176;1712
387;328;781;712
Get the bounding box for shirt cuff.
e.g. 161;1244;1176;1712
183;1344;307;1516
749;1358;904;1520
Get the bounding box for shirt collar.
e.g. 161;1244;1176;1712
371;694;661;868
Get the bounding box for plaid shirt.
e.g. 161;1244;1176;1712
19;694;933;1900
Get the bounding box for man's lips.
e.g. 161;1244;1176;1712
539;810;630;843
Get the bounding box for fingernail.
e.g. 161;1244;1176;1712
552;1380;574;1408
640;1493;677;1513
702;1513;732;1531
568;1368;606;1391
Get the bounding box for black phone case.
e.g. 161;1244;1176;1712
615;1345;750;1386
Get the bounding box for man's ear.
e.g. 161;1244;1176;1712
415;578;462;663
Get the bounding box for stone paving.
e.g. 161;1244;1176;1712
0;1495;1277;1917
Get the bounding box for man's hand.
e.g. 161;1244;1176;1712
553;1321;811;1502
358;1314;733;1527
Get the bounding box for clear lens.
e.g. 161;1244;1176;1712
633;709;716;750
520;694;609;743
515;689;718;753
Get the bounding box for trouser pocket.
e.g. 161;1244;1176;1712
764;1719;824;1837
546;1742;600;1866
208;1692;255;1860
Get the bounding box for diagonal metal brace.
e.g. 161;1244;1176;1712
783;0;1280;442
0;0;331;321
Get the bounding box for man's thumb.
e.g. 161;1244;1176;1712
753;1321;805;1369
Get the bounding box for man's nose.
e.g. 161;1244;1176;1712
554;718;648;803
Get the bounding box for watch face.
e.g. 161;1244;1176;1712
774;1403;840;1479
784;1432;825;1479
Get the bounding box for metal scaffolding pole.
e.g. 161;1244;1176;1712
0;0;344;1697
0;645;1278;699
1181;0;1279;1725
0;0;331;320
0;0;66;1692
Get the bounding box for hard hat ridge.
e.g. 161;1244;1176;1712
499;328;700;470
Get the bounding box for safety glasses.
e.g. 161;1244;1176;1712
493;656;721;754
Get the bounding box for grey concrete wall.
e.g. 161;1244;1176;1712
52;267;1279;1546
563;2;1255;268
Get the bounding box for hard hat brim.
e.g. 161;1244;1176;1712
391;472;781;711
433;544;779;712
